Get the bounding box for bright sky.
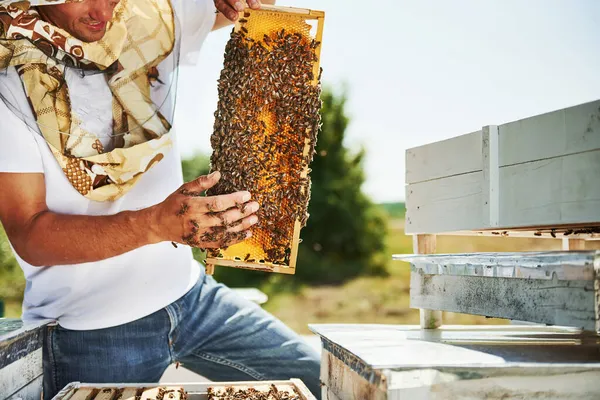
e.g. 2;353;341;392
174;0;600;203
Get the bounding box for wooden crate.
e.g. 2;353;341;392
205;5;325;276
405;99;600;238
0;319;49;400
310;324;600;400
52;380;316;400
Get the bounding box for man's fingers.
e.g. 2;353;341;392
200;191;252;213
247;0;260;9
214;201;259;226
216;0;241;21
182;171;221;195
227;214;258;232
200;230;252;249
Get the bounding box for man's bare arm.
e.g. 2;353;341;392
0;172;259;267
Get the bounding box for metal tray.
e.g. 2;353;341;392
52;380;316;400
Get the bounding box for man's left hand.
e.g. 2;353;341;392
215;0;262;22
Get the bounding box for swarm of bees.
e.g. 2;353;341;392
207;10;323;267
207;384;302;400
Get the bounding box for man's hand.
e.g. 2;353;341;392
152;171;259;249
215;0;261;22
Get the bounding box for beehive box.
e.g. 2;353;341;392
205;5;325;275
0;319;49;400
52;380;316;400
405;99;600;238
311;324;600;400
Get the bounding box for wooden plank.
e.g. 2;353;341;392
4;374;42;400
413;235;442;329
93;388;118;400
386;367;600;399
410;272;596;331
0;348;42;400
499;149;600;227
65;387;95;400
563;238;587;250
498;99;600;167
405;171;483;234
434;223;600;240
405;131;482;184
120;388;140;400
320;349;387;400
310;324;600;369
482;125;499;228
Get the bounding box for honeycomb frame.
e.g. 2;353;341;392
205;5;325;275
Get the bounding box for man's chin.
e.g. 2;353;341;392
76;28;107;43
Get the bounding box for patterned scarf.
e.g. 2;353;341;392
0;0;176;201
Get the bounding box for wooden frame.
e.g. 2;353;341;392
52;380;316;400
205;6;325;276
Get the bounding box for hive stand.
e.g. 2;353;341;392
313;100;600;399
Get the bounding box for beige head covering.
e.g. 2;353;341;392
0;0;178;201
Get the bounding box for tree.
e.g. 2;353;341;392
183;87;388;287
294;88;388;283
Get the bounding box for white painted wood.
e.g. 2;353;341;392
498;99;600;167
6;374;42;400
482;125;499;228
410;272;596;331
0;349;42;400
405;172;483;234
499;149;600;227
386;368;600;399
405;131;482;184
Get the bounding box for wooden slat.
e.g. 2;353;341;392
320;349;387;400
405;171;483;234
413;235;442;329
498;99;600;167
93;388;117;400
386;367;600;399
68;388;96;400
405;131;482;184
499;149;600;227
139;387;162;400
0;348;42;400
119;388;140;400
7;374;42;400
410;272;596;331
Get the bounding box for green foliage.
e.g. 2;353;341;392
379;202;406;220
294;88;388;283
0;225;25;301
181;152;211;183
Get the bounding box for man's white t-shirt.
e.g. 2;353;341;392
0;0;216;330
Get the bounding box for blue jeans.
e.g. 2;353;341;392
43;268;321;399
